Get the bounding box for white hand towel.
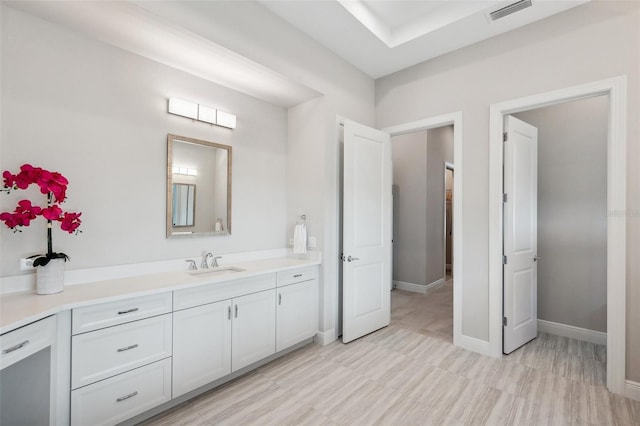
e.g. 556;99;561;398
293;223;307;254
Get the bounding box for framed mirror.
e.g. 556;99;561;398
167;134;232;237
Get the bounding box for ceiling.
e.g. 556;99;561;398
259;0;590;78
6;0;590;107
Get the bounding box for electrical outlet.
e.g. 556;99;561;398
308;236;317;248
20;258;35;271
288;238;294;246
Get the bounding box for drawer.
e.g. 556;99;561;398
1;316;56;371
174;273;276;311
72;292;172;335
71;314;172;389
276;266;318;287
71;358;171;426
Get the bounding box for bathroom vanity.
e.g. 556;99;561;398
0;256;320;425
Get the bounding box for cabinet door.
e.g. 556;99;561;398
231;290;276;371
276;279;318;352
173;300;232;398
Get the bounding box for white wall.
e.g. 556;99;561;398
391;131;428;286
0;7;288;277
0;2;376;343
515;96;608;333
375;1;640;380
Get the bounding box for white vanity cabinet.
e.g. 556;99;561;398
0;260;320;426
276;268;319;352
231;289;276;371
70;294;173;426
172;299;232;398
172;283;276;397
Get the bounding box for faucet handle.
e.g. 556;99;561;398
212;256;222;268
185;259;197;270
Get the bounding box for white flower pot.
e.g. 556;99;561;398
36;258;65;295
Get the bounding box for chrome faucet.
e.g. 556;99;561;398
185;259;197;270
212;256;222;268
201;252;213;269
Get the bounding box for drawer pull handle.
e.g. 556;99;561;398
293;274;302;278
278;293;282;305
228;306;231;320
2;340;29;354
117;344;139;352
116;391;138;402
117;308;139;315
235;304;238;318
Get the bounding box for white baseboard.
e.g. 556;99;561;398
626;380;640;401
537;319;607;346
394;280;427;294
314;329;336;346
455;334;492;357
393;278;444;294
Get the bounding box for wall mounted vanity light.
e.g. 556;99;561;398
168;97;237;129
172;166;198;176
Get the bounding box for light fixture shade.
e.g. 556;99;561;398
198;105;217;124
216;110;237;129
168;98;198;119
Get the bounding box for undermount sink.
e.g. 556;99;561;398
188;266;245;277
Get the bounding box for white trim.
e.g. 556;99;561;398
443;162;454;282
393;278;444;294
537;319;607;346
314;329;336;346
381;112;467;354
489;76;627;394
457;334;492;356
393;280;427;294
625;380;640;402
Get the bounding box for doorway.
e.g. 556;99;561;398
335;112;467;350
390;126;453;294
489;76;627;394
381;112;466;350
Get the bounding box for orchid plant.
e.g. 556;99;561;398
1;164;82;266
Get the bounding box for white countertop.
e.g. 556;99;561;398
0;256;320;335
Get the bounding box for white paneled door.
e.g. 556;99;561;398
503;115;539;354
342;119;392;343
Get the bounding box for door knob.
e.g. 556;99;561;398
533;256;542;262
347;255;360;262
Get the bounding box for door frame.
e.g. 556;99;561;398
488;76;627;394
444;162;454;280
381;112;473;353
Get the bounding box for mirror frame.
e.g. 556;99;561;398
166;134;232;238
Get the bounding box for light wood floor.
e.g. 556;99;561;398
142;281;639;425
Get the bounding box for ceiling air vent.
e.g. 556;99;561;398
488;0;533;21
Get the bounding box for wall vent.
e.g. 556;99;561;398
488;0;533;21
